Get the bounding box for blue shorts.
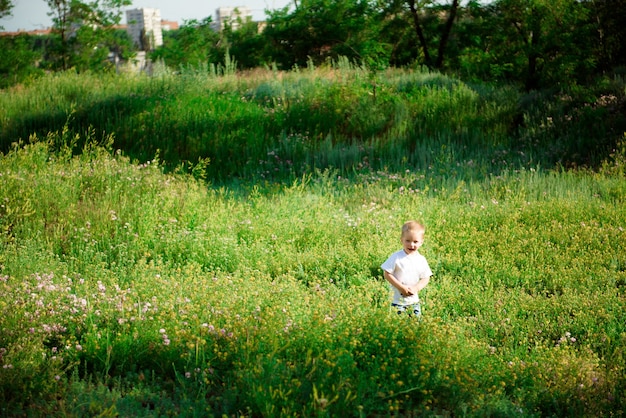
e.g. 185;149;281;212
392;302;421;316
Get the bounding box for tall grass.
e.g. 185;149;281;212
1;66;528;182
1;127;625;415
4;66;623;182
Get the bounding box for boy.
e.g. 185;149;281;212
381;220;433;316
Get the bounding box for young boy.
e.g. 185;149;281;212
381;221;433;316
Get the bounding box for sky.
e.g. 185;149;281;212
1;0;293;32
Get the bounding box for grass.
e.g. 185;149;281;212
1;66;625;416
0;65;574;181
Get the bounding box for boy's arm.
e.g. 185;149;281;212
383;270;414;297
413;276;430;292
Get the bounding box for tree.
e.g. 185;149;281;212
44;0;132;70
69;26;134;72
0;0;13;22
263;0;388;69
404;0;460;69
488;0;595;90
150;17;220;69
220;17;265;69
588;0;626;72
0;34;43;88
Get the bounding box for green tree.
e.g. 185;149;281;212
588;0;626;72
0;34;43;88
150;17;220;69
263;0;388;69
0;0;13;22
44;0;131;70
399;0;461;69
486;0;595;89
221;18;265;69
69;26;134;72
377;0;418;66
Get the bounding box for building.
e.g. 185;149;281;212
0;28;52;37
212;6;253;31
126;8;163;51
161;20;179;31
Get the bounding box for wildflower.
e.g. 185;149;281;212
185;372;191;378
76;344;83;351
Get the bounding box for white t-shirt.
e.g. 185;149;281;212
381;250;433;305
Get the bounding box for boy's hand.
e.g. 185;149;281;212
401;286;415;297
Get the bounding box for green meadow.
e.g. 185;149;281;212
1;66;625;416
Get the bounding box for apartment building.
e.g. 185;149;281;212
126;8;163;51
212;6;253;31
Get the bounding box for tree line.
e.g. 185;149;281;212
0;0;625;90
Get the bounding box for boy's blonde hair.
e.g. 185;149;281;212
402;220;425;236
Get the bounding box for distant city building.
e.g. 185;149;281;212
0;28;51;37
161;20;180;31
212;6;253;31
126;8;163;51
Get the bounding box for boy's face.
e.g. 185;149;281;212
401;230;424;255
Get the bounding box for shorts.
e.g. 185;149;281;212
392;302;421;317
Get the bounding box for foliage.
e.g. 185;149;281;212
404;0;461;70
44;0;132;71
497;0;595;90
68;26;134;72
263;0;389;70
589;0;626;72
0;0;12;22
0;34;44;88
150;17;220;69
222;20;267;70
1;0;626;91
515;77;626;168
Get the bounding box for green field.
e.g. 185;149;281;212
1;67;625;416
